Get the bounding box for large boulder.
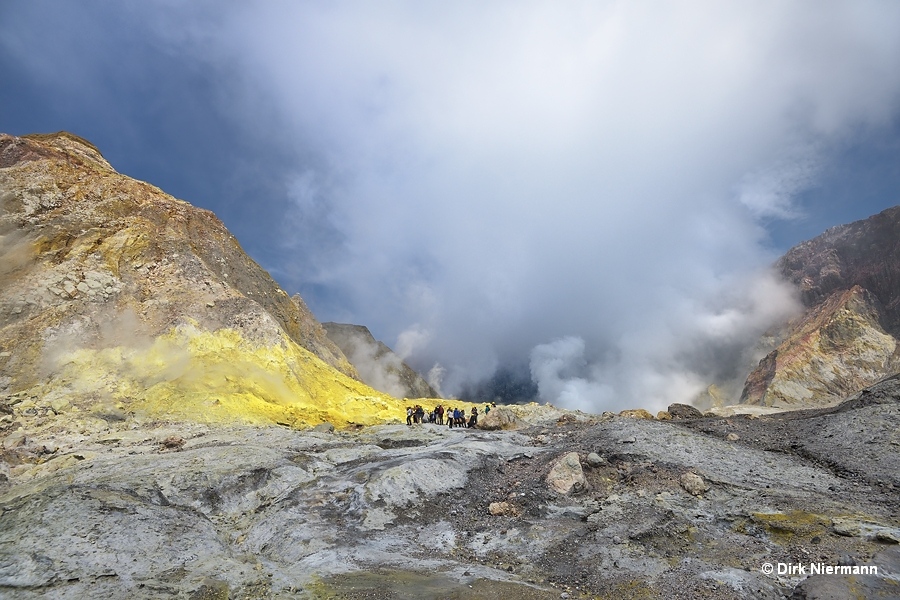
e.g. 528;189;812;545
546;452;587;495
476;407;522;430
667;403;704;420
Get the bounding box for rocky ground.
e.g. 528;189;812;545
2;380;900;599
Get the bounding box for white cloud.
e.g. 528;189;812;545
192;1;900;411
394;324;432;362
7;1;900;412
736;145;822;219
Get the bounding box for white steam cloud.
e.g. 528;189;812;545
427;363;446;399
395;325;431;362
531;269;801;413
6;2;900;412
339;334;409;400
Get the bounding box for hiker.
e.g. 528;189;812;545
406;406;412;426
415;405;425;424
468;407;478;428
436;405;444;425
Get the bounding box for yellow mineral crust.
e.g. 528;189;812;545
48;322;465;429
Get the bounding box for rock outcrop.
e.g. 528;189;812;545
742;205;900;407
0;132;424;428
667;403;705;419
322;322;438;399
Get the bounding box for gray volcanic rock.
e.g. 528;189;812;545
3;379;899;599
323;322;438;398
667;403;704;419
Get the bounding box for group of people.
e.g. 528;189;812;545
406;403;492;429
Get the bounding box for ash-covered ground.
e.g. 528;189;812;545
2;379;900;599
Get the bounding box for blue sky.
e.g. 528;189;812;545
3;2;900;411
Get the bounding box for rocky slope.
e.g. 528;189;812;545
742;205;900;408
0;131;436;428
2;378;898;599
322;322;438;399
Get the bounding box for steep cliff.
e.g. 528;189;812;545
0;132;421;428
742;205;900;407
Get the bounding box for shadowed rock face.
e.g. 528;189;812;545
779;206;900;326
742;205;900;407
322;322;439;399
2;378;898;599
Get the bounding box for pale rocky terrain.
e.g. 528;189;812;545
2;379;899;599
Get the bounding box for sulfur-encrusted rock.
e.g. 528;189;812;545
488;501;520;517
619;409;655;420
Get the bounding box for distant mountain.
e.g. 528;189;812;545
741;205;900;407
0;132;414;427
322;322;439;399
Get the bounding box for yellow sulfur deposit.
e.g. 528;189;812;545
49;322;471;429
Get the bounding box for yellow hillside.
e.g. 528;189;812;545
46;321;471;429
